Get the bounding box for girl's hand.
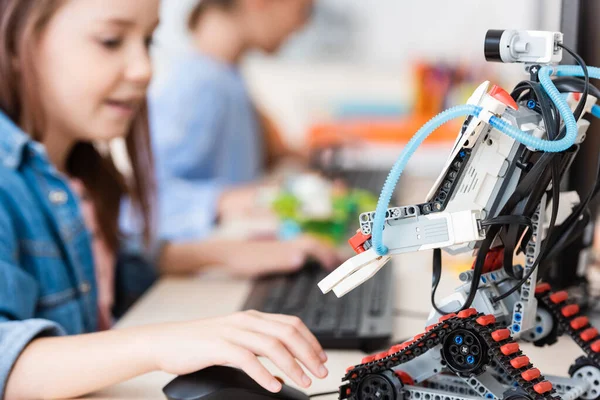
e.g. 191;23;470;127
220;235;341;277
218;184;275;222
150;310;329;393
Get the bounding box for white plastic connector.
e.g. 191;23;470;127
317;248;391;297
332;255;392;297
389;211;484;253
450;210;485;244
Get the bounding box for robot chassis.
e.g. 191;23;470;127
318;30;600;400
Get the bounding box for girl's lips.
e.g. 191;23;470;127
105;99;139;117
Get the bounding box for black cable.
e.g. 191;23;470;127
558;43;589;122
544;209;592;259
553;77;600;100
481;215;533;229
430;248;446;315
310;390;339;398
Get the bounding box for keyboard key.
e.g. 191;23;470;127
313;296;340;335
338;288;362;335
368;278;386;316
282;273;313;312
262;277;288;313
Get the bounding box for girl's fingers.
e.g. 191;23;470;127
232;312;327;378
220;343;282;393
247;311;327;362
224;329;311;388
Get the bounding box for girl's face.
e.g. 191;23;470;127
34;0;159;143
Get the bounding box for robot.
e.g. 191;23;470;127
318;30;600;400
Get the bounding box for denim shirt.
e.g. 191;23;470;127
0;110;156;398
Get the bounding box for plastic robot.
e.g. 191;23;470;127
319;30;600;400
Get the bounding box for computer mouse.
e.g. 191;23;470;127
163;366;310;400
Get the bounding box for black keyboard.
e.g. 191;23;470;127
242;260;394;352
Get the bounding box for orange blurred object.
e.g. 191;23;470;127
308;115;462;149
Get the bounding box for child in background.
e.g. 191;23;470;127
0;0;328;398
149;0;328;272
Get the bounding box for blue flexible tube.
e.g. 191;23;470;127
371;105;483;255
554;66;600;120
554;65;600;80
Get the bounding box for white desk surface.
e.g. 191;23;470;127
84;251;583;400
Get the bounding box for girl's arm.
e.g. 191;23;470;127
6;325;155;400
6;311;328;400
158;236;340;277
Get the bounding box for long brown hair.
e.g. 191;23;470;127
0;0;154;252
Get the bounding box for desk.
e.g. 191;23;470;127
85;252;583;400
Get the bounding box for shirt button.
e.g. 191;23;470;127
79;282;91;293
49;190;68;205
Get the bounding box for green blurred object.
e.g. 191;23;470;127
272;189;377;245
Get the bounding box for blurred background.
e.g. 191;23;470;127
146;0;564;207
153;0;561;147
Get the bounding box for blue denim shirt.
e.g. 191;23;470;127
0;110;156;398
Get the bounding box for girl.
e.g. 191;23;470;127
0;0;328;398
149;0;318;248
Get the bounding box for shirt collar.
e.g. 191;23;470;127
0;109;44;169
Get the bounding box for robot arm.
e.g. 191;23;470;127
318;209;484;297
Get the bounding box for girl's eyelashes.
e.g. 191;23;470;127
98;37;123;50
96;35;154;51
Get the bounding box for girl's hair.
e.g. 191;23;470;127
188;0;237;30
0;0;154;252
